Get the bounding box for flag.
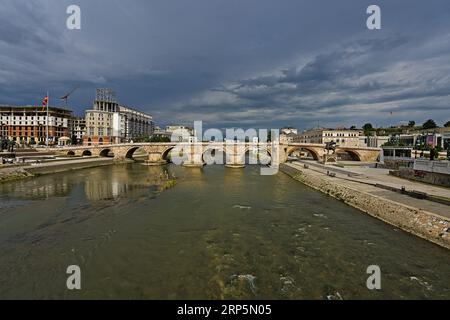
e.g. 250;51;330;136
42;96;48;111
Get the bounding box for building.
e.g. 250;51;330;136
165;125;195;142
70;117;86;145
280;132;301;144
387;128;450;151
0;105;73;145
281;127;298;135
298;128;362;147
359;135;390;148
120;105;155;141
382;146;413;160
84;89;154;145
166;125;195;135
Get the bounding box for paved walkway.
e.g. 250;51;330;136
288;161;450;219
296;160;450;199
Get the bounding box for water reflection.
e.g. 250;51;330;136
0;165;177;202
0;176;71;199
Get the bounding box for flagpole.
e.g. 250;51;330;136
46;91;49;147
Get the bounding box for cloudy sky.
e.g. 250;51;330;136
1;0;450;130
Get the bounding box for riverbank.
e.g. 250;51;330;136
0;157;114;183
280;163;450;250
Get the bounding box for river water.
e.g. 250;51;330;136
0;163;449;299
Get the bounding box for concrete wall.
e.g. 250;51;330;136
391;167;450;188
414;160;450;175
24;158;114;175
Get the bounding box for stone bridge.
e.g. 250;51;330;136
48;142;381;167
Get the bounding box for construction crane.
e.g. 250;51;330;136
60;86;79;107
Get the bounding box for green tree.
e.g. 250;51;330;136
444;120;450;128
362;123;373;131
408;120;415;127
362;123;373;136
422;119;437;129
150;135;171;143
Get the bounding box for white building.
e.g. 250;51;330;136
298;128;362;147
165;125;195;142
281;127;298;135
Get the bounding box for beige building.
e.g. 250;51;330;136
280;132;301;144
84;89;154;145
298;128;362;147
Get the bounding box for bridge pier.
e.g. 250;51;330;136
143;152;168;166
225;164;246;169
225;144;246;168
182;145;205;168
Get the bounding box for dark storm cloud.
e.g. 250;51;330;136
1;0;450;128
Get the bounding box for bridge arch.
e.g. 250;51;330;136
202;147;227;165
67;151;75;156
125;146;147;160
337;149;362;161
286;146;320;161
99;148;114;157
242;146;272;165
82;150;92;157
161;146;177;163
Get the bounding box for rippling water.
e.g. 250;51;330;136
0;164;449;299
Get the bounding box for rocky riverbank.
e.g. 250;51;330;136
0;167;34;183
280;163;450;250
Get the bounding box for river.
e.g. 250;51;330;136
0;163;449;299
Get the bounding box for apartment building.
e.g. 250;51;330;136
70;117;86;145
0;105;73;145
84;89;154;145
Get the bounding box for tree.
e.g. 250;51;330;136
430;148;438;161
362;123;373;131
444;121;450;128
422;119;437;129
408;120;416;127
350;125;357;130
149;135;171;143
